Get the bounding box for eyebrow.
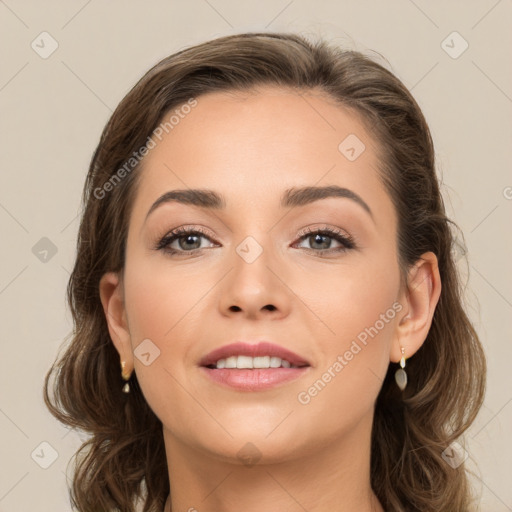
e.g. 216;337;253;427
145;185;373;222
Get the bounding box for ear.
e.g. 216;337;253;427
99;271;134;373
391;251;442;363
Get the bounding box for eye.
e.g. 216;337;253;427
155;225;355;257
155;226;218;255
293;226;355;256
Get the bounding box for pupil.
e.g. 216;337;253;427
311;234;330;250
180;235;200;250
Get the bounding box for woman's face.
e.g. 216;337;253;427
118;86;404;462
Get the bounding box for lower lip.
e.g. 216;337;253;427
200;366;310;391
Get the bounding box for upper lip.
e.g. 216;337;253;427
199;341;311;368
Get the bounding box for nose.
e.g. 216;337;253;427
218;237;292;321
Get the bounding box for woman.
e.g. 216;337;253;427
44;31;486;512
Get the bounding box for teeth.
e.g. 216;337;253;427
212;355;298;369
225;356;237;368
254;356;270;367
237;355;253;368
270;356;281;368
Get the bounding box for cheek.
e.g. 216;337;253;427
295;254;400;401
296;251;400;348
123;251;211;343
122;252;219;420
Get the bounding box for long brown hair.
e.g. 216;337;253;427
44;32;486;511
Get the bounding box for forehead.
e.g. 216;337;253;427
129;86;393;227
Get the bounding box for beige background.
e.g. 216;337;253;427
1;1;511;511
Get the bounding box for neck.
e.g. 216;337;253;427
162;413;383;512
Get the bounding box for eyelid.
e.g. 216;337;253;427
155;223;356;255
293;225;356;251
295;224;351;240
154;225;218;252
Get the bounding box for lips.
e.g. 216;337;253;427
199;341;311;368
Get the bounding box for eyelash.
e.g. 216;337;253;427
155;225;356;257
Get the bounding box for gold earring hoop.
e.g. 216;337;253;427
394;347;407;391
121;360;132;393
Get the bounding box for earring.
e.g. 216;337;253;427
121;360;132;393
394;347;407;391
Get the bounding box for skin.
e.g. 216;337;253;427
100;86;441;512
